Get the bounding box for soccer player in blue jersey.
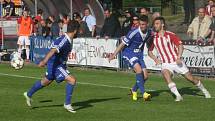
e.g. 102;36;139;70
109;15;153;101
23;20;80;113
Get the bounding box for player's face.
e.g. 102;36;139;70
139;20;147;32
154;20;162;32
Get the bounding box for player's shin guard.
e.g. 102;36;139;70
27;80;44;97
168;82;181;97
65;83;75;105
136;73;145;94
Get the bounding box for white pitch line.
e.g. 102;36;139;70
0;72;156;91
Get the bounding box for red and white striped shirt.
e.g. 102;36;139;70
149;31;182;63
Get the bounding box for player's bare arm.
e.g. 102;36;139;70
108;42;125;62
148;50;161;65
176;44;184;65
38;48;58;67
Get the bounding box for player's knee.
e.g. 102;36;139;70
67;76;76;85
41;79;51;86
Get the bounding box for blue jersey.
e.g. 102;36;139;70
48;33;72;67
45;33;72;82
121;27;152;68
122;27;152;53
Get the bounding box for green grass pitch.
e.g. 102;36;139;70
0;63;214;121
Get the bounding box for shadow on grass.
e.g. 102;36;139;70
149;86;203;98
127;86;204;99
32;97;121;110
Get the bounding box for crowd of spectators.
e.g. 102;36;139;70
0;0;215;44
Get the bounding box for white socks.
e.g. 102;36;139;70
18;48;22;58
168;82;181;97
26;48;30;60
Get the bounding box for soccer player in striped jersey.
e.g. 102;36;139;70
109;15;153;101
148;17;211;101
23;20;80;113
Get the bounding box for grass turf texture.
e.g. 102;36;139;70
0;63;214;121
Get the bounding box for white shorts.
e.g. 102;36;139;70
17;36;30;45
161;61;189;75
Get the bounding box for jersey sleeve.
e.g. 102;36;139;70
121;30;135;46
50;37;66;53
169;32;182;46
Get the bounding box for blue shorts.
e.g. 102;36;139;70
45;64;70;83
122;51;146;69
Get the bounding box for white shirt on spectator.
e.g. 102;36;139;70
62;24;67;33
82;15;96;32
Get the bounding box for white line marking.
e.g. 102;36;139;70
0;72;156;91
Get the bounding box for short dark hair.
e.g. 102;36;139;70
37;9;43;15
139;15;148;23
67;20;80;33
154;16;166;29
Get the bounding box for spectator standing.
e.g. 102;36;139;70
35;9;43;22
205;5;215;43
82;8;96;37
62;14;70;33
206;0;215;17
73;12;91;37
17;9;33;62
3;0;15;17
99;9;121;39
48;15;60;37
187;7;211;41
121;9;133;36
131;15;139;30
182;0;195;24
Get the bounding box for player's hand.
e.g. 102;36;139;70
154;58;161;65
176;58;182;67
38;60;46;67
108;54;115;63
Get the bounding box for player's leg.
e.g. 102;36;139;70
133;63;145;96
161;67;183;101
17;36;23;58
25;36;30;61
140;57;151;101
142;68;151;101
183;72;211;98
174;62;211;98
63;75;76;113
55;67;76;113
24;77;52;106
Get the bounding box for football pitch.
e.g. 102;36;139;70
0;63;214;121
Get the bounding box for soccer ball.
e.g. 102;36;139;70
10;57;24;70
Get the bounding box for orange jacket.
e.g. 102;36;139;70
18;16;33;36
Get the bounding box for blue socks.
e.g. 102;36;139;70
27;80;44;97
136;73;145;94
65;83;75;105
132;83;138;92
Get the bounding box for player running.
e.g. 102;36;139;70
148;17;211;101
23;20;80;113
109;15;153;101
